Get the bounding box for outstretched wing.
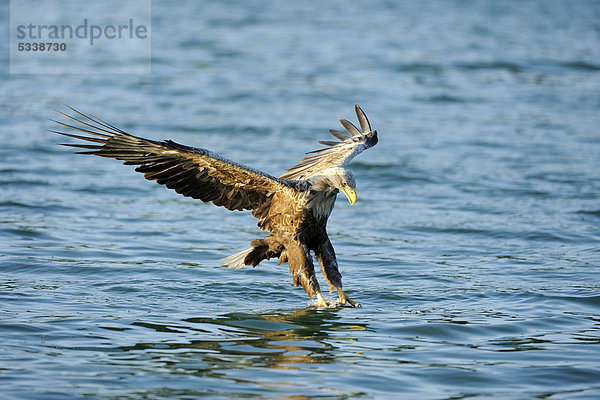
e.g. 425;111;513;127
280;105;378;180
52;107;292;215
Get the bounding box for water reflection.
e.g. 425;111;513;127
116;309;369;378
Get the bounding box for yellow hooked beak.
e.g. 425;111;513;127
341;186;357;205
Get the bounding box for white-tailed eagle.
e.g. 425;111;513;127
53;105;378;308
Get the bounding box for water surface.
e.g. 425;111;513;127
1;1;599;398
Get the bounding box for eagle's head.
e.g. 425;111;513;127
308;167;357;205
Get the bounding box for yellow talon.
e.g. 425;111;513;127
315;292;336;308
313;291;361;308
336;288;361;308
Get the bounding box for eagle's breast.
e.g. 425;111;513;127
306;188;337;221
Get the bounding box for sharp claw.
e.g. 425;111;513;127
345;298;362;308
336;288;361;308
314;291;361;309
315;293;337;308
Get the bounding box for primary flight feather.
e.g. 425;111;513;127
53;105;378;308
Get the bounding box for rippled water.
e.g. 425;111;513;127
1;1;600;398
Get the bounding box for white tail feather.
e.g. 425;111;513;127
220;248;252;269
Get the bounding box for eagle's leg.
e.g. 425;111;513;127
315;239;361;308
286;241;335;307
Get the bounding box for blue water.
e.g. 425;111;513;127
1;1;600;398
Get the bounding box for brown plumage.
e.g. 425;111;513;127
52;105;378;308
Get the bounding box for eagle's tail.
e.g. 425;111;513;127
221;238;275;269
221;248;253;269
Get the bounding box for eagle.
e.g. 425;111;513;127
53;105;378;308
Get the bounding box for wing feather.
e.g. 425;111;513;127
355;105;372;133
339;119;362;137
329;129;350;141
280;105;378;180
53;108;293;217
